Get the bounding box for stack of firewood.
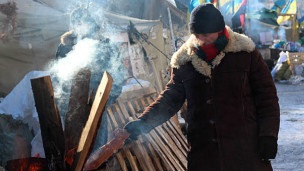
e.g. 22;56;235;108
30;68;188;171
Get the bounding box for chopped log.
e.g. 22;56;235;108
64;68;91;166
30;76;65;170
72;71;113;171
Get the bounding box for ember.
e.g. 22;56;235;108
5;157;49;171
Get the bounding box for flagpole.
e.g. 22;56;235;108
167;7;177;52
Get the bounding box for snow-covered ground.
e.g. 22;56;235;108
272;82;304;171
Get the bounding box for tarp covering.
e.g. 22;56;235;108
0;0;169;95
0;0;69;94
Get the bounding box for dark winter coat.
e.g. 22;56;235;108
139;27;280;171
55;31;76;59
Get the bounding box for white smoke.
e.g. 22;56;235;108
49;38;99;81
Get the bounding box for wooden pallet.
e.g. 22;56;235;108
289;52;304;75
101;94;189;171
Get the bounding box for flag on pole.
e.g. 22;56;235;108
218;0;233;16
273;0;297;24
271;0;287;12
231;0;247;32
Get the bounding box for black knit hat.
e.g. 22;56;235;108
189;3;225;34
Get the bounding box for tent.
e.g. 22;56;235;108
0;0;171;96
0;0;176;166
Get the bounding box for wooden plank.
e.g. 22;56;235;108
116;152;127;171
115;102;156;170
146;96;189;151
142;96;188;170
145;131;176;170
30;76;65;170
113;104;127;125
72;71;113;171
133;100;141;114
107;107;128;171
65;68;91;166
125;100;176;170
117;100;132;124
107;107;119;128
106;106;139;171
118;100;165;171
163;123;187;157
145;142;164;171
166;121;189;152
119;99;169;171
139;98;187;160
109;106;154;171
129;141;154;171
124;147;139;171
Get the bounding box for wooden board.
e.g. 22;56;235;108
72;71;113;171
30;76;65;170
65;68;91;166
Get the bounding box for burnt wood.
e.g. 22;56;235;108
64;68;91;166
72;71;113;171
31;76;65;171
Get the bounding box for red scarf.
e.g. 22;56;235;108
198;28;229;61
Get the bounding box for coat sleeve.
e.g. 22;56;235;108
138;67;186;131
249;48;280;138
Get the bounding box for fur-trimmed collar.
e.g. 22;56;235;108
170;26;256;77
60;30;76;45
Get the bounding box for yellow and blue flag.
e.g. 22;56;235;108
231;0;247;30
271;0;297;24
187;0;217;21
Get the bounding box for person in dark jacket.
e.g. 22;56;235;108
124;3;280;171
55;31;77;59
54;7;128;169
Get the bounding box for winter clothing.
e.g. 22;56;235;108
194;28;229;63
124;26;280;171
124;119;150;140
258;136;278;160
55;31;76;59
189;3;225;34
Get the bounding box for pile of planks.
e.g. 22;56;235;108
100;95;189;171
30;68;188;171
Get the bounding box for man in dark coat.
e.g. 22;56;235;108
55;31;76;59
124;3;280;171
53;7;128;169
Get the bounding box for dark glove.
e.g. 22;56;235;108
124;119;148;140
258;136;278;160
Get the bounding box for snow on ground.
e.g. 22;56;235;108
272;82;304;171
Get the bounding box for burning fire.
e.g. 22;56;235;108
5;157;49;171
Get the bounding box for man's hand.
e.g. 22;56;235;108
124;119;146;140
258;136;278;161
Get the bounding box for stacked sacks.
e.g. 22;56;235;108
271;51;292;81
